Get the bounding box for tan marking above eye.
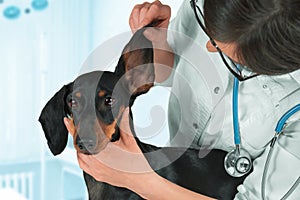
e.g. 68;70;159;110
75;92;81;98
98;90;106;97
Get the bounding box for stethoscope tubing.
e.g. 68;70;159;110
275;104;300;133
232;71;300;199
225;75;252;177
233;76;241;145
262;103;300;200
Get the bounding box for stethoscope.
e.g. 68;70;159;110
224;74;300;199
224;75;253;177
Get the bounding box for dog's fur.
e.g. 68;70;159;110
39;27;247;200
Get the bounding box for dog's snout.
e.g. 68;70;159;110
76;137;97;154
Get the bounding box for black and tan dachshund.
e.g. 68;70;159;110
39;26;247;200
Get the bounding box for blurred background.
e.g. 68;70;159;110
0;0;180;199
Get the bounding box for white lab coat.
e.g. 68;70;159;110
162;0;300;199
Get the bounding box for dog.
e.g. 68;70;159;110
39;26;247;200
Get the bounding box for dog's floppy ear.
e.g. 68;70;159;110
39;82;73;155
115;27;155;98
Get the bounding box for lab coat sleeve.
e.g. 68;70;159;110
156;0;204;87
234;119;300;200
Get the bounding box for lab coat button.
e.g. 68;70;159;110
214;87;220;94
263;85;268;89
193;123;199;129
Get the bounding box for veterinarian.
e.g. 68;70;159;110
64;0;300;199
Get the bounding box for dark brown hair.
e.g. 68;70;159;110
203;0;300;75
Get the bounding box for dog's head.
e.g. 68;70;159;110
39;27;154;155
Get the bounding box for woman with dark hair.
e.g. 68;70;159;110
65;0;300;199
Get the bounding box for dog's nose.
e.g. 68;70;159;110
76;137;97;154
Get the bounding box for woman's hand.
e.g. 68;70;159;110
63;108;155;197
129;0;171;32
63;108;214;200
129;1;174;83
129;0;171;45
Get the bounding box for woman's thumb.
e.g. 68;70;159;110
64;117;76;137
119;107;133;137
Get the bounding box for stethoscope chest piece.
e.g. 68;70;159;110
224;146;252;177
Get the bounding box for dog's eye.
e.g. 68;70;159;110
67;95;79;109
104;96;116;106
70;99;79;108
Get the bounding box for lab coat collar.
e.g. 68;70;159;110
290;69;300;85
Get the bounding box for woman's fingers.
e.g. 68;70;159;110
130;2;152;31
139;3;151;24
130;4;143;31
77;153;108;182
119;107;132;137
141;1;171;28
115;108;141;153
77;152;90;169
75;106;154;186
129;1;171;32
